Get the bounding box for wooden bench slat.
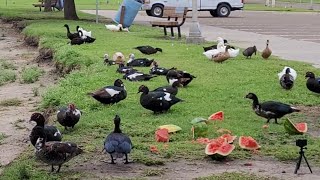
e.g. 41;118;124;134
151;21;179;26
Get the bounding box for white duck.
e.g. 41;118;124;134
105;24;123;32
113;52;125;64
203;42;225;59
78;27;92;38
228;48;240;58
278;66;297;80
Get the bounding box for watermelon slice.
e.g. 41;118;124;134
155;129;169;142
158;124;182;133
205;140;235;160
220;134;237;144
239;136;261;150
208;111;224;121
284;118;307;135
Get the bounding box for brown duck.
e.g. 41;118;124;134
262;40;272;59
213;46;230;63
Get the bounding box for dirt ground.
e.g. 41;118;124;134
0;21;320;180
0;21;56;174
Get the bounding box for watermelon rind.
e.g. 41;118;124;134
284;118;303;135
158;124;182;133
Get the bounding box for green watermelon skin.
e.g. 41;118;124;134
284;118;306;135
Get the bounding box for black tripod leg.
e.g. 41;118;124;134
302;153;313;173
294;153;303;174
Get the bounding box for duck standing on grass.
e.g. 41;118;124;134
278;67;297;90
57;104;81;130
153;81;181;95
242;45;257;59
245;93;300;124
305;71;320;94
103;115;132;164
29;113;62;147
262;40;272;59
35;136;83;173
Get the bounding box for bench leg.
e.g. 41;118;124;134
177;27;181;38
170;27;174;37
163;27;167;36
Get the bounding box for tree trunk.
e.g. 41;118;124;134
44;0;52;12
64;0;79;20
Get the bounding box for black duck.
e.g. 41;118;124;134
126;53;154;67
103;54;116;66
64;24;79;40
242;45;257;59
133;45;162;55
305;71;320;94
29;113;62;147
138;85;183;114
88;79;127;105
123;71;156;81
153;81;181;95
279;68;294;90
149;61;175;76
70;31;84;45
104;115;132;164
57;104;82;130
166;69;195;87
116;63;137;74
245;93;300;124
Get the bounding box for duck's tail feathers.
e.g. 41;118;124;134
291;107;300;112
87;92;94;96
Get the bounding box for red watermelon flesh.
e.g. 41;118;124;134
216;142;235;156
205;141;235;156
239;136;261;150
208;111;224;121
155;129;169;142
220;134;237;144
295;123;307;133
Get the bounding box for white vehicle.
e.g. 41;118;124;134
142;0;243;17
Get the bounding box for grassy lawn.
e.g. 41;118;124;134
244;4;320;12
1;1;320;179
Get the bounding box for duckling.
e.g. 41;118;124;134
104;115;132;164
70;31;84;45
213;46;231;63
87;79;127;105
126;53;154;67
149;61;174;76
117;63;137;74
64;24;79;40
133;46;162;55
153;81;181;95
103;54;116;66
279;67;296;90
305;72;320;94
105;24;123;32
29;113;62;147
262;40;272;59
138;85;183;114
35;137;83;173
123;71;157;81
113;52;125;64
245;93;300;124
57;104;82;130
243;45;257;59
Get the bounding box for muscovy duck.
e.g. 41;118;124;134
104;115;132;164
126;53;154;67
123;71;157;81
153;81;180;95
166;69;195;87
57;104;81;130
149;61;175;76
305;71;320;94
103;54;116;66
116;63;137;74
133;46;162;55
64;24;79;40
245;93;300;124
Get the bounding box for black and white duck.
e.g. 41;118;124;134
103;54;116;66
104;115;132;164
88;79;127;105
57;104;82;130
126;53;154;67
305;71;320;94
149;61;175;76
35;136;83;173
133;45;162;55
278;67;296;90
29;113;62;147
245;93;300;124
123;70;157;81
116;63;137;74
64;24;79;40
153;81;181;95
166;69;196;87
70;31;84;45
138;85;183;114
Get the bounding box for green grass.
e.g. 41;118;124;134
0;68;16;85
0;98;22;106
20;66;44;83
1;2;320;179
244;4;320;12
277;0;320;4
196;172;278;180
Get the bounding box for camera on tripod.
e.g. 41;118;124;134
296;139;307;148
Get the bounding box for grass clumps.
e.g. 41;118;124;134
0;98;23;106
20;66;44;83
196;172;278;180
0;60;16;85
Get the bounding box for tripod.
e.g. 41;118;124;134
294;146;312;174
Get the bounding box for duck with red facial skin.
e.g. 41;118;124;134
57;104;82;130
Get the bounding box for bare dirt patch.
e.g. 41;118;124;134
295;105;320;138
0;20;56;174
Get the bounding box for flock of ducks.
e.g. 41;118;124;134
28;26;320;173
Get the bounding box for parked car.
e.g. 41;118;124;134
142;0;243;17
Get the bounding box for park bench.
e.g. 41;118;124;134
150;7;188;38
32;0;59;12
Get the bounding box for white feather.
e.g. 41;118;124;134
105;88;121;97
163;93;172;101
54;129;61;137
228;48;240;58
105;24;123;32
278;66;297;80
128;73;143;79
169;78;178;85
78;27;92;37
203;42;225;59
73;109;81;116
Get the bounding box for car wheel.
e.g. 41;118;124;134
209;10;218;17
216;4;231;17
151;4;164;17
146;10;152;16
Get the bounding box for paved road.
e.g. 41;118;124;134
83;10;320;67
